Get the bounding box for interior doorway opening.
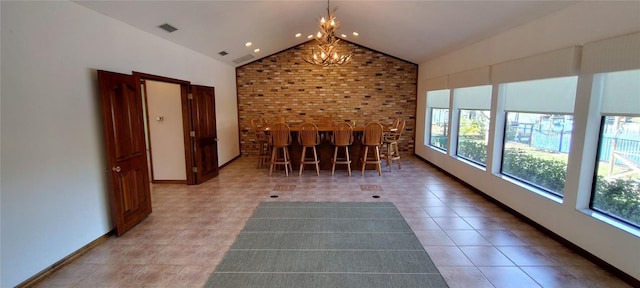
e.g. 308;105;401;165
135;71;219;186
98;70;219;235
142;80;188;183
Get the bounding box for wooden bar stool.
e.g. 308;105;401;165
383;119;405;171
331;122;354;176
361;122;384;176
251;118;270;168
317;116;333;129
269;122;293;176
260;117;269;127
389;118;401;130
317;116;333;142
382;117;400;141
298;123;321;176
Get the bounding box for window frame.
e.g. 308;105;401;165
589;115;640;229
499;111;575;198
429;107;449;152
456;108;490;167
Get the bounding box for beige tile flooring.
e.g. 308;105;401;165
35;155;631;288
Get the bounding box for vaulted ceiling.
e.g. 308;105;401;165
75;1;577;67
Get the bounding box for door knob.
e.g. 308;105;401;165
112;166;121;173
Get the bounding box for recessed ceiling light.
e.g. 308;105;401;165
295;33;302;38
307;35;313;39
352;32;359;37
245;42;252;47
341;34;347;38
254;48;260;53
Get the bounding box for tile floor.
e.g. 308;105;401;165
35;155;631;288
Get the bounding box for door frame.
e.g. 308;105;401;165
133;72;195;185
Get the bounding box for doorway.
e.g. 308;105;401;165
98;70;219;235
143;80;188;183
135;71;219;185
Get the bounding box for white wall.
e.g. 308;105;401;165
145;80;187;181
416;1;640;281
0;2;239;287
0;2;3;286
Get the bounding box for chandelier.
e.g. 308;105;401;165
303;0;353;66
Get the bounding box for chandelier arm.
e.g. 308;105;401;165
304;0;353;66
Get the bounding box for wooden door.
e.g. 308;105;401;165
190;85;219;184
98;70;152;236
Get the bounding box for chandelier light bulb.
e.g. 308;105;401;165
317;31;322;38
321;17;325;24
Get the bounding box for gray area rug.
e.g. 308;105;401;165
205;202;448;288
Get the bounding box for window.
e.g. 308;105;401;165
454;85;492;166
426;89;450;151
500;76;578;197
458;110;490;165
591;69;640;227
430;108;449;150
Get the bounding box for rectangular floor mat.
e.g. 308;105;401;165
204;202;448;288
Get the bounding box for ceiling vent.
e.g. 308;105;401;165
158;23;178;33
233;54;255;64
218;51;229;56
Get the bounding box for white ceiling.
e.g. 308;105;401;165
75;1;577;67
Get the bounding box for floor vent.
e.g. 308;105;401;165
360;185;383;191
273;185;296;191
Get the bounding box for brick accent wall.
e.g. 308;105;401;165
237;40;418;156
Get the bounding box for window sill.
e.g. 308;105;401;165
427;145;447;154
578;209;640;238
454;156;487;171
496;174;564;205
